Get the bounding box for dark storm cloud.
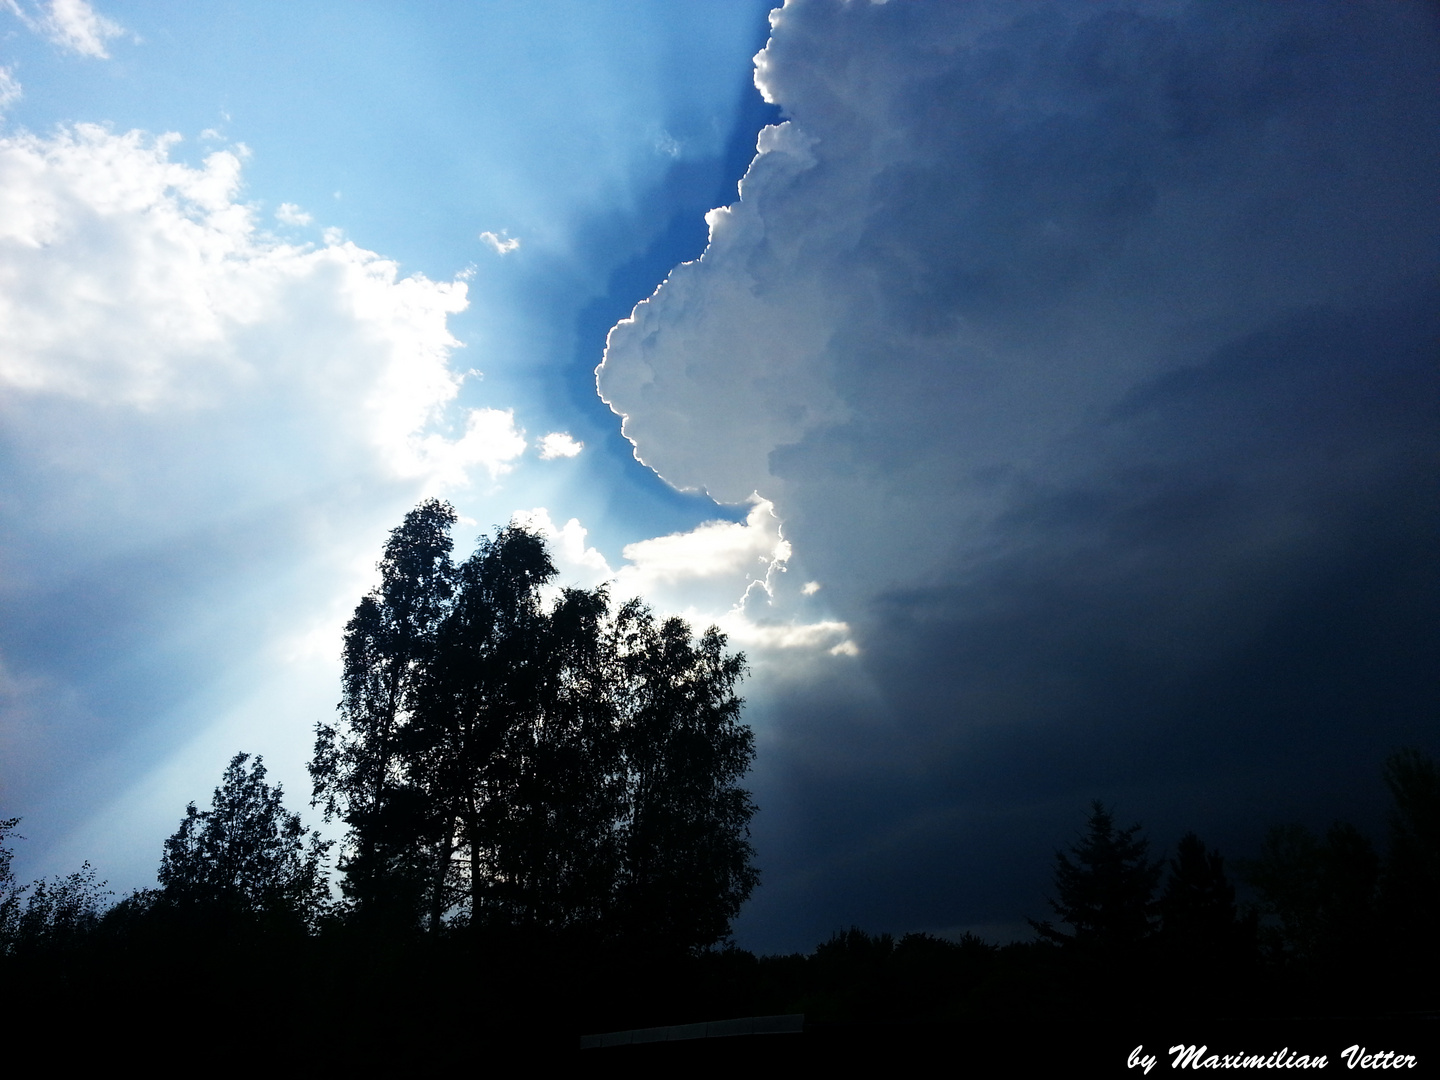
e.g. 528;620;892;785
741;285;1440;950
600;0;1440;951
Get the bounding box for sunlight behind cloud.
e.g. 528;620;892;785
514;499;854;665
617;498;789;587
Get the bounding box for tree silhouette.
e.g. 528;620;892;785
1158;832;1241;949
311;503;758;951
311;497;457;928
1378;747;1439;976
0;817;22;953
414;521;591;929
161;752;331;930
1030;801;1160;960
1241;820;1379;974
612;600;756;953
1155;832;1255;1008
0;819;112;957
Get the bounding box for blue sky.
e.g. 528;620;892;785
0;0;798;905
3;1;1438;954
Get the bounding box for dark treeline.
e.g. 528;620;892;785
2;504;1435;1058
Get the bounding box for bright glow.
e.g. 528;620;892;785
513;508;613;583
513;501;853;662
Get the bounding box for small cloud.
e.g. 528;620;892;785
538;432;582;459
14;0;126;59
711;611;859;660
274;202;312;227
479;230;520;255
654;130;682;158
199;128;223;141
321;226;345;246
801;580;821;595
412;407;526;489
618;497;790;590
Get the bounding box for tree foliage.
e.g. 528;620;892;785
0;818;111;957
0;817;22;952
612;600;757;953
1241;819;1379;969
310;497;457;926
160;752;331;929
310;501;758;952
1030;801;1161;956
1379;748;1439;940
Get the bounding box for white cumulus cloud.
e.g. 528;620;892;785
414;407;527;490
0;124;494;488
538;431;583;459
512;499;853;663
617;497;790;588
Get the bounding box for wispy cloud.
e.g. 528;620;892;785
479;229;520;255
274;202;312;227
0;66;20;118
5;0;125;59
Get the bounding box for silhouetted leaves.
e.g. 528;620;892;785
312;497;458;929
1241;820;1378;970
310;502;758;953
0;817;19;953
160;751;331;931
1378;747;1440;985
612;600;757;954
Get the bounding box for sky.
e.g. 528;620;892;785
2;0;1437;954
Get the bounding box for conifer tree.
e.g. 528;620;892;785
1030;801;1160;955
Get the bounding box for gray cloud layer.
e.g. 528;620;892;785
600;0;1440;949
